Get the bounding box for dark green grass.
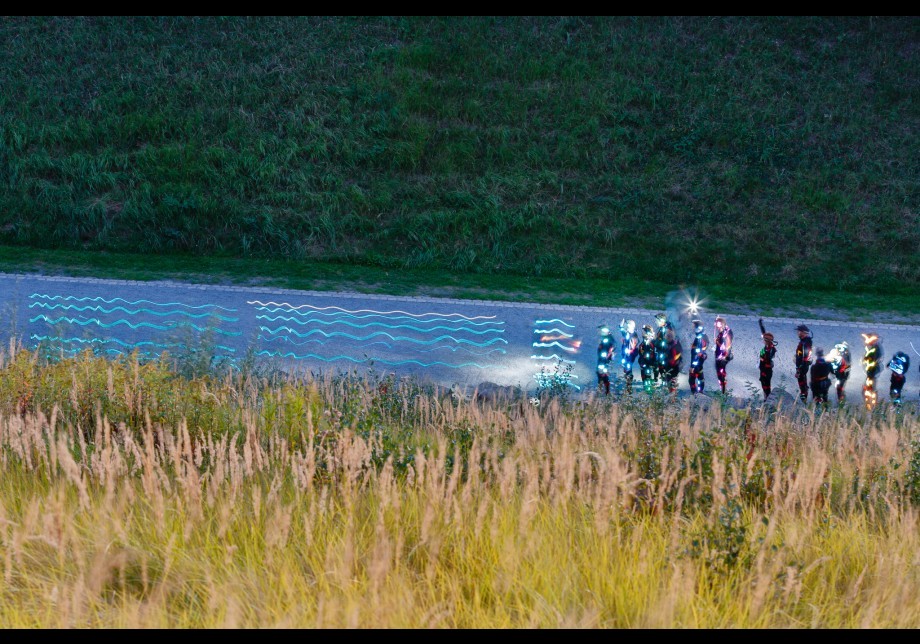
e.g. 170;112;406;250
2;245;917;324
0;17;917;294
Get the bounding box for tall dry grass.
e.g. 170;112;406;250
1;343;919;627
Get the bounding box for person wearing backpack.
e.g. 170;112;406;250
828;341;851;404
888;351;910;407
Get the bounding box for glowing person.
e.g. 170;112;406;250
688;319;709;393
713;316;733;394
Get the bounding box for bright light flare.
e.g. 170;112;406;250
682;290;707;317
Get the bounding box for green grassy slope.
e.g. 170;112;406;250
0;17;917;295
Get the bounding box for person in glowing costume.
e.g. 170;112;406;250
638;324;657;393
888;351;909;407
827;341;851;404
794;324;814;403
618;319;639;394
713;316;733;394
596;323;616;395
757;318;777;399
654;313;673;384
861;333;883;411
688;319;709;394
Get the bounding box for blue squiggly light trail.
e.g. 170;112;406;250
30;303;238;322
531;316;581;390
532;341;579;352
533;328;574;336
260;326;507;346
255;307;505;326
256;315;504;335
29;335;237;353
248;301;497;321
534;319;576;328
530;354;577;364
31;294;236;312
416;346;506;355
259;335;506;356
31;316;242;336
256;351;495;370
259;335;391;350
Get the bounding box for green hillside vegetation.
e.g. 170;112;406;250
0;17;917;295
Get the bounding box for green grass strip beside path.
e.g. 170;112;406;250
1;245;917;325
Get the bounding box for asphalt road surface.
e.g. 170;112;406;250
2;273;918;404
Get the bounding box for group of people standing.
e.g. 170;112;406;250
596;314;733;396
596;314;916;408
771;321;914;409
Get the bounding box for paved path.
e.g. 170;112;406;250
1;273;918;403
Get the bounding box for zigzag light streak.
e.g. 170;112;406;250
255;307;505;326
30;303;238;322
259;335;506;356
248;301;497;321
534;319;575;328
530;354;577;364
533;328;574;337
259;335;392;350
532;341;579;352
256;315;504;335
260;326;508;346
256;351;495;370
31;316;242;336
415;345;506;356
31;294;236;312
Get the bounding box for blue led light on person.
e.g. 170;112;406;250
618;319;639;394
654;313;673;384
826;341;851;404
688;320;709;394
638;324;657;393
888;352;910;407
596;323;616;395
